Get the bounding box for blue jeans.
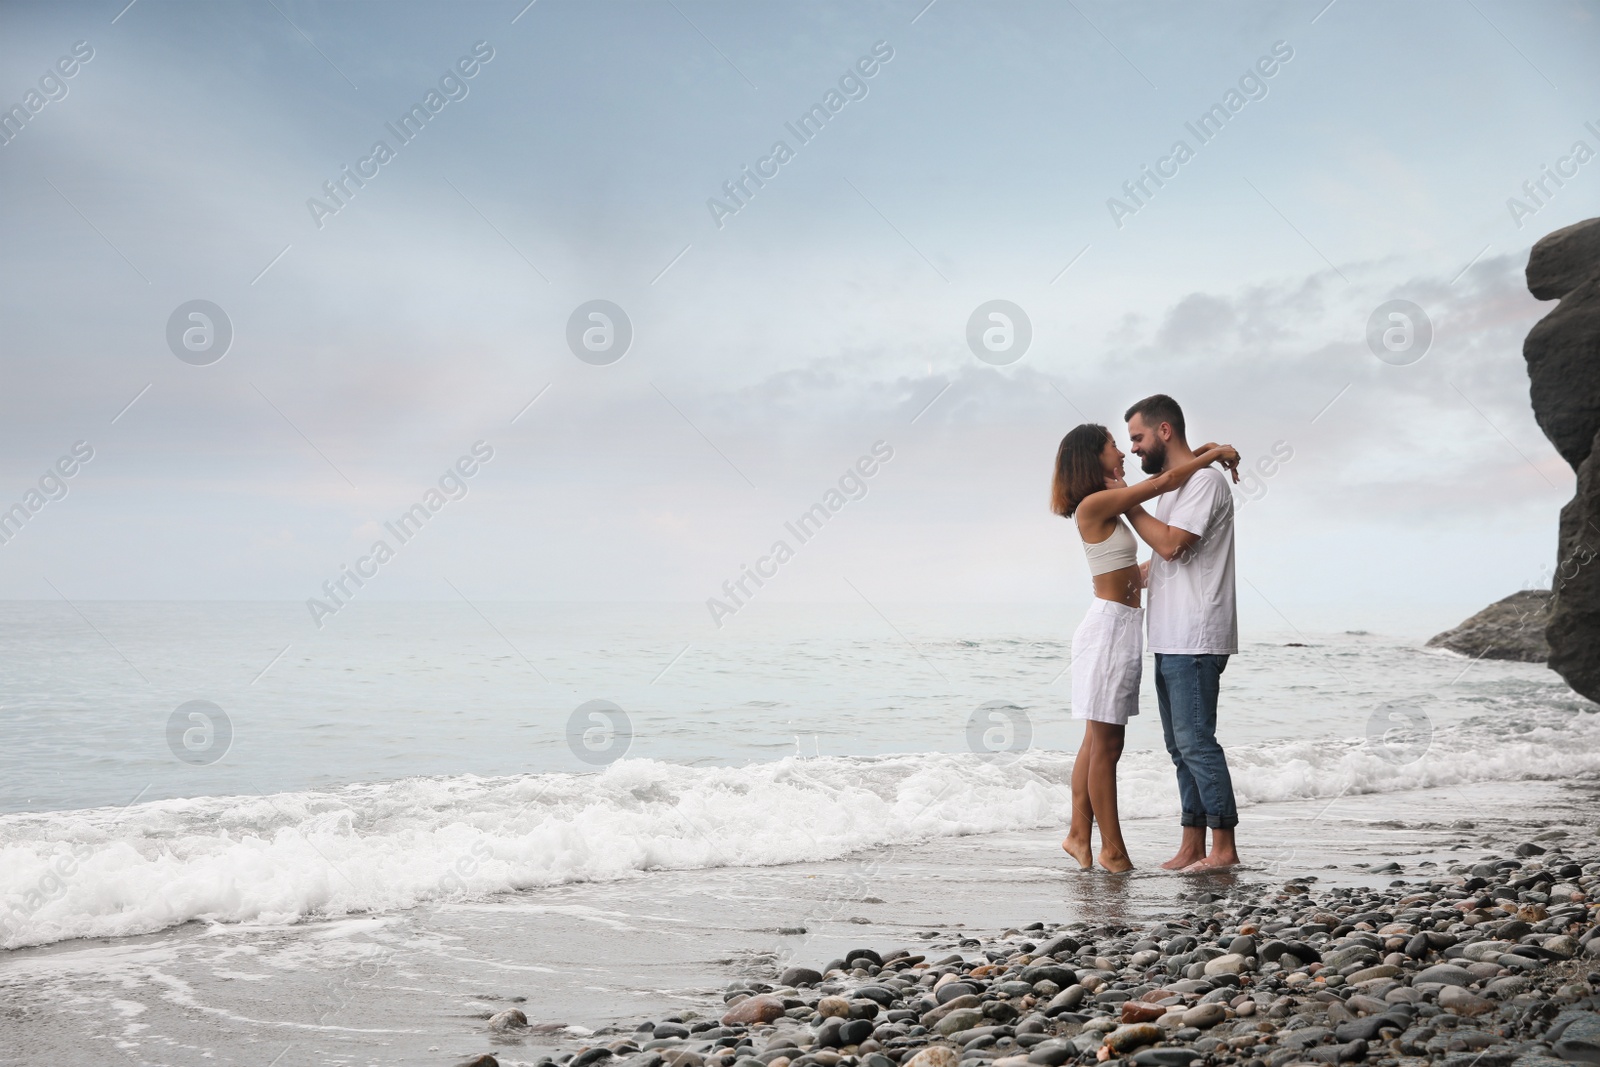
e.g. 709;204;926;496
1154;653;1238;830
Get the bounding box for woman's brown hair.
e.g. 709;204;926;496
1050;423;1111;517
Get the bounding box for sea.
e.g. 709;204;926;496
2;601;1597;1066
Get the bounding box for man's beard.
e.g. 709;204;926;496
1139;439;1167;474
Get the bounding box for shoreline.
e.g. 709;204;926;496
2;780;1598;1066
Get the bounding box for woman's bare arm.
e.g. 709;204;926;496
1124;446;1243;560
1077;445;1238;526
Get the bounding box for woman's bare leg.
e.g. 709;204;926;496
1061;725;1095;869
1087;721;1132;872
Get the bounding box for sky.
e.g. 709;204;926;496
2;0;1598;637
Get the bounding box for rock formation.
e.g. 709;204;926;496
1426;589;1550;662
1524;216;1600;703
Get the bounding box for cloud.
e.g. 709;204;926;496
3;0;1594;628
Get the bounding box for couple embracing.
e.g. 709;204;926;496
1050;394;1242;874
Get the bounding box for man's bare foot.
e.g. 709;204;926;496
1182;850;1240;872
1062;836;1094;870
1098;849;1134;873
1160;847;1205;870
1161;826;1207;870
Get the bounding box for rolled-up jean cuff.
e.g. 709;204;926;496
1181;812;1207;828
1205;814;1239;830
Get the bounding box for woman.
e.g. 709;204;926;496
1049;425;1237;872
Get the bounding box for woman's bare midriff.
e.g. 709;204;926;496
1092;564;1142;608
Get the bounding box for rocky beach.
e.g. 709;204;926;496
3;638;1593;1065
482;831;1600;1067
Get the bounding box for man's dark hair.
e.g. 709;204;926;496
1124;394;1186;441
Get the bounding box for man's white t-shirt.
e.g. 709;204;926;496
1147;466;1238;655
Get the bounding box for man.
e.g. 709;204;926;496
1123;394;1242;871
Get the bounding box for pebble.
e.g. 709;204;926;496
1202;953;1246;976
1548;935;1581;958
1180;1002;1225;1029
1282;1025;1332;1050
1486;974;1533;997
1119;1001;1166;1024
1415;963;1477;987
936;982;978;1005
1020;965;1077;988
934;1008;985;1036
1025;1042;1074;1066
1103;1023;1161;1053
839;1018;873;1045
1131;1048;1199;1066
1344;963;1398;984
921;994;980;1028
813;1017;845;1048
1333;1012;1405;1042
1438;986;1494;1016
487;1009;528;1032
721;995;786;1026
1345;993;1388;1015
814;997;851;1019
779;967;822;988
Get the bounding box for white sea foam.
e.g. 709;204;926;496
3;705;1598;950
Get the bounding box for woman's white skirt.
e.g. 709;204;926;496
1070;598;1144;725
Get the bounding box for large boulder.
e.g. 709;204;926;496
1524;218;1600;704
1426;590;1551;663
1525;271;1600;470
1528;217;1600;301
1550;424;1600;698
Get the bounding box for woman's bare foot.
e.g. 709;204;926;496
1097;848;1134;873
1062;836;1094;870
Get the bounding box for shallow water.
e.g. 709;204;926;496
3;603;1596;953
